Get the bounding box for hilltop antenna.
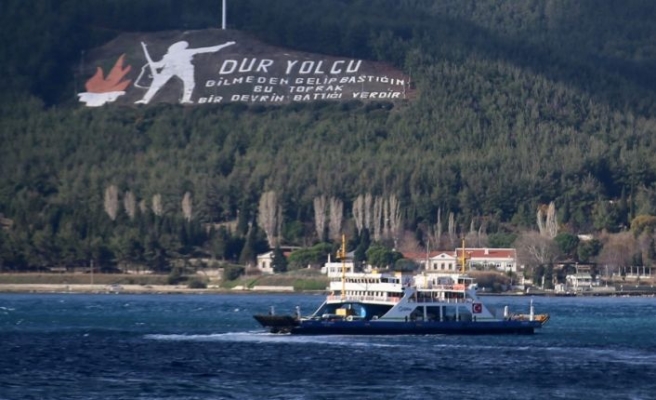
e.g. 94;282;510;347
222;0;227;30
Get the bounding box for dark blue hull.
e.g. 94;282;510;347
254;315;543;335
292;320;541;335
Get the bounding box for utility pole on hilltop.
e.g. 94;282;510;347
222;0;227;30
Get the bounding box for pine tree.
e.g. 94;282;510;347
272;244;288;273
239;224;257;267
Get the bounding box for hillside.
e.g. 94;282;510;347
2;0;656;273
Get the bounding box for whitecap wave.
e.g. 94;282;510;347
143;331;402;347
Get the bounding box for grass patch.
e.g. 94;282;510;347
187;278;208;289
0;273;169;285
220;271;329;291
293;278;328;291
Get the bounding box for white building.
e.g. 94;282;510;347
426;252;459;272
405;248;518;273
566;273;593;290
458;248;518;272
256;251;275;274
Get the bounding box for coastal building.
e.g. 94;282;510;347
256;246;299;274
565;272;593;290
405;248;518;273
424;252;459;272
458;248;518;272
256;251;276;274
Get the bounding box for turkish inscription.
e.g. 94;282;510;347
77;31;411;107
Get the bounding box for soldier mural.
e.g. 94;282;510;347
78;30;412;107
135;40;235;104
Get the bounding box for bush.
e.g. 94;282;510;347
471;271;510;292
187;278;207;289
245;267;262;276
223;264;245;281
167;268;186;285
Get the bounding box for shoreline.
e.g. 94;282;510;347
0;283;223;295
0;284;323;295
1;281;654;297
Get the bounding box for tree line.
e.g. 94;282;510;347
2;0;656;275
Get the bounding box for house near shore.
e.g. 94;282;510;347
566;272;594;290
257;252;276;274
404;247;519;273
256;246;299;274
403;252;459;272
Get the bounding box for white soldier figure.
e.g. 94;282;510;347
136;40;235;104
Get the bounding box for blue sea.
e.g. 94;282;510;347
1;293;655;400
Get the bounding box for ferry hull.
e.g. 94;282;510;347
254;316;543;335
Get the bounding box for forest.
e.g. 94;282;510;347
2;0;656;278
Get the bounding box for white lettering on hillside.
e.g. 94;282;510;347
146;43;406;105
199;72;407;104
218;59;362;75
352;91;402;99
81;38;412;107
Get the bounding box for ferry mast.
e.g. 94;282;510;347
460;238;468;274
337;234;347;300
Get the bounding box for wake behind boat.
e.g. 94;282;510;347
254;237;549;335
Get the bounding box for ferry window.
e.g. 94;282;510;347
443;306;457;321
458;306;473;321
426;306;440;321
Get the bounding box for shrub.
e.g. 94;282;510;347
223;264;245;281
167;268;186;285
245;267;262;276
187;278;207;289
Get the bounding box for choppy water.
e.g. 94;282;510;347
0;293;655;399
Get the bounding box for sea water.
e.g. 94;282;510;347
0;293;655;399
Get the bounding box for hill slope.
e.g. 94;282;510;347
1;0;656;270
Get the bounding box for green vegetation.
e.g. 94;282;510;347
366;244;403;270
186;277;208;289
470;272;511;293
287;243;333;270
0;273;168;286
2;0;656;277
220;269;328;291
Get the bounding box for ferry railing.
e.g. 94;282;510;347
410;297;468;304
327;295;401;303
414;284;466;291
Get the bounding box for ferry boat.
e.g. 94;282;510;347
253;237;549;335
